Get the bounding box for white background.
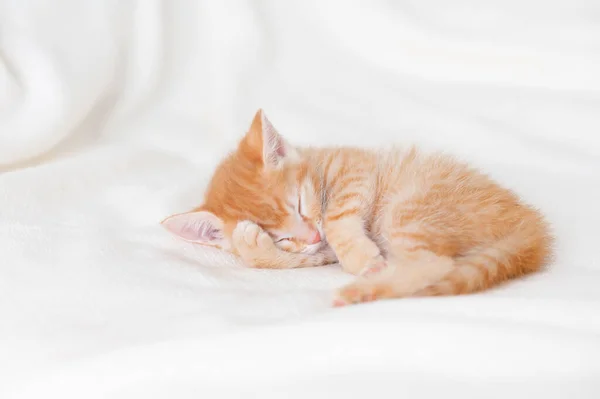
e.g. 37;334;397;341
1;1;599;398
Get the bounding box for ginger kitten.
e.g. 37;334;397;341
162;109;553;306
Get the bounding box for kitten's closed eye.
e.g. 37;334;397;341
275;236;292;243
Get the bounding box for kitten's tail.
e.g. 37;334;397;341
415;224;554;297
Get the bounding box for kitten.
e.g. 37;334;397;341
162;109;553;306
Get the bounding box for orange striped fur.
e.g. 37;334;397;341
162;109;554;306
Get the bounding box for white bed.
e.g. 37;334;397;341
1;1;600;398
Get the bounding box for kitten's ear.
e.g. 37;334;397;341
161;211;225;245
245;109;297;169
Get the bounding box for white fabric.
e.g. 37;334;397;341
2;1;600;398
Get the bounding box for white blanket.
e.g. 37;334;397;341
2;1;600;398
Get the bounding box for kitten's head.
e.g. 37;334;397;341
162;109;324;255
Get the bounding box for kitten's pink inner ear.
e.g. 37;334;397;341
161;211;224;244
261;111;286;164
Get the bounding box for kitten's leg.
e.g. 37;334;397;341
333;233;549;306
233;221;336;269
323;214;385;275
321;158;383;275
334;203;455;305
333;249;454;306
333;207;551;305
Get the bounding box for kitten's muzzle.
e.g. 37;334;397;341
306;230;321;245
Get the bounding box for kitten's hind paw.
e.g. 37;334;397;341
333;278;395;307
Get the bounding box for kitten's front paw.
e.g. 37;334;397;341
233;220;277;267
358;256;389;277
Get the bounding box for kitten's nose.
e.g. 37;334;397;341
307;230;321;245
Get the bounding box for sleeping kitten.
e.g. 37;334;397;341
162;109;553;306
